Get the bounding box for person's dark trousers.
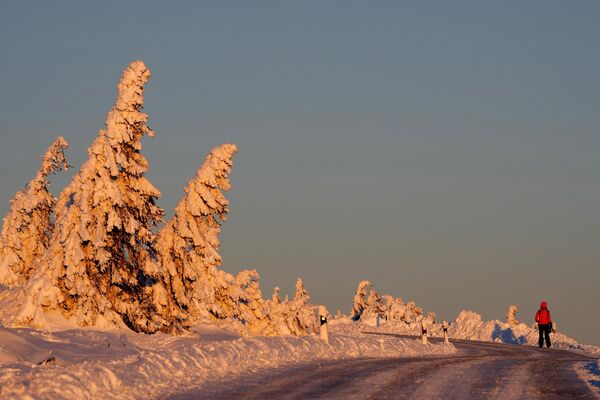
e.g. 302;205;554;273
538;324;551;348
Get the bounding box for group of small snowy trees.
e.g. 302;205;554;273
0;61;316;336
265;278;317;336
347;280;428;325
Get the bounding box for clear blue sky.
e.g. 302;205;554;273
1;1;598;345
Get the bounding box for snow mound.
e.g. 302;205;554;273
449;310;600;355
0;324;454;399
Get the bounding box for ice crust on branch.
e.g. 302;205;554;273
0;137;69;287
15;61;166;333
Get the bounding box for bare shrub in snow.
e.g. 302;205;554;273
0;137;69;287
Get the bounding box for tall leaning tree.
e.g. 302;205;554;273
0;137;69;287
17;61;166;333
155;143;244;326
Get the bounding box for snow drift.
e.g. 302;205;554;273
0;324;454;399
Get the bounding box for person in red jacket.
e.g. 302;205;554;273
535;301;552;348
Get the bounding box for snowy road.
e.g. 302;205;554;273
173;334;598;400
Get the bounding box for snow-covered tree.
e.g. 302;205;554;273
264;278;316;336
230;269;267;327
402;301;423;324
155;143;239;326
364;287;385;318
16;61;166;333
426;311;436;325
378;295;424;325
0;137;69;287
293;278;309;303
506;305;519;327
350;280;370;321
286;278;315;335
386;297;407;320
209;268;269;334
272;287;281;303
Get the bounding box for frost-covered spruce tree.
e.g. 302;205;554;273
272;287;281;303
263;278;317;336
506;305;519;327
0;137;69;287
154;143;269;333
155;143;241;325
289;278;316;335
293;277;309;303
208;268;268;333
224;269;268;332
365;287;384;318
350;280;370;321
18;61;166;332
426;311;436;325
282;278;316;336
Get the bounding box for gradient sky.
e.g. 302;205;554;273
1;1;598;345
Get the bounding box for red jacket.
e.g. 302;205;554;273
535;301;552;324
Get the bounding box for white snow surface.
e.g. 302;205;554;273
0;323;454;399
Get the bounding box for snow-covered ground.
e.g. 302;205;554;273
0;322;454;399
345;310;600;356
1;310;598;399
576;360;600;398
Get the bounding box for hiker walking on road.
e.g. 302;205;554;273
535;301;552;348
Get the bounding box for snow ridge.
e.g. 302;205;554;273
0;324;454;399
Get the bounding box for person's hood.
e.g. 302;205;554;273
540;301;548;309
